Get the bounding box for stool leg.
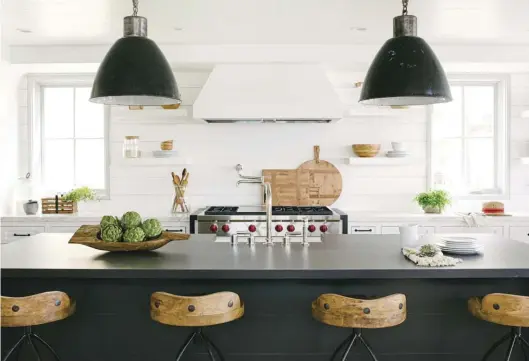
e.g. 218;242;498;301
482;331;512;361
504;334;517;361
31;333;61;361
357;333;379;361
2;335;27;361
175;330;198;361
197;330;217;361
329;333;355;361
200;331;226;361
340;333;357;361
26;334;42;361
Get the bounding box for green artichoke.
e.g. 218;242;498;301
419;244;439;257
101;225;123;242
142;218;163;238
123;227;145;243
121;211;142;230
100;215;119;230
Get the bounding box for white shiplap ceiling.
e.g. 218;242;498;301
3;0;529;46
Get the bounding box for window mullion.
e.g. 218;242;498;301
72;88;77;188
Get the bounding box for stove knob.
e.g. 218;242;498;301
221;224;230;233
209;224;218;233
308;225;316;233
248;225;257;233
275;224;284;232
320;224;328;233
287;225;295;233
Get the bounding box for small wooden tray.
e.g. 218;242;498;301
69;225;190;252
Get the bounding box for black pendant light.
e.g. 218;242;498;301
90;0;181;106
359;0;452;106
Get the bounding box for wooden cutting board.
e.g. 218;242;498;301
262;146;342;206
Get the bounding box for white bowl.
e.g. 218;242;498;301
391;142;405;152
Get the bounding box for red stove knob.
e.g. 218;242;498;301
308;225;316;233
275;224;284;232
210;224;218;233
287;224;295;233
248;225;257;233
320;224;328;233
221;224;230;232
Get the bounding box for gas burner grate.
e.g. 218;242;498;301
204;206;239;215
272;206;333;216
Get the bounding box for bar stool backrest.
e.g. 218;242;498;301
1;291;75;327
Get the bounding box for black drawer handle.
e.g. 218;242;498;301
165;229;184;233
13;233;31;237
354;229;373;233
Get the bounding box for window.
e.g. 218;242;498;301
429;76;508;198
29;76;109;197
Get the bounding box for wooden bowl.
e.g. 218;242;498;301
69;225;190;252
352;144;381;158
160;140;173;151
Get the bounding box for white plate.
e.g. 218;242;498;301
441;236;477;242
386;152;408;158
441;248;484;255
152;150;177;158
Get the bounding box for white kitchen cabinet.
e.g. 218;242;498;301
161;224;187;233
47;225;92;233
509;227;529;244
350;226;378;234
1;226;45;244
381;226;435;235
438;226;504;236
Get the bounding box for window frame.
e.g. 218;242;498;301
27;74;110;199
427;73;510;200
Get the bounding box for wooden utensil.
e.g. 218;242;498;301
296;146;342;206
262;169;309;206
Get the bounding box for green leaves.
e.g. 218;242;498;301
62;186;97;202
414;189;451;211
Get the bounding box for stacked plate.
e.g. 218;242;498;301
386;150;409;158
152;150;177;158
436;236;484;255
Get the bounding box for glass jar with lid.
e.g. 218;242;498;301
123;136;141;158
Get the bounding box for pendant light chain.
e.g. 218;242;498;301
132;0;139;16
402;0;409;15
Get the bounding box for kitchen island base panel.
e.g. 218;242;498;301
2;278;528;361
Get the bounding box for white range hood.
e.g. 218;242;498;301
193;64;344;123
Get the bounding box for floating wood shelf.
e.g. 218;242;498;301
346;157;413;165
112;157;193;167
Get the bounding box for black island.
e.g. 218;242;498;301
2;233;529;361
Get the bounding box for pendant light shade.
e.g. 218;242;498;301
90;12;180;106
359;5;452;106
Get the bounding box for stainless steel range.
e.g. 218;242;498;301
190;206;347;244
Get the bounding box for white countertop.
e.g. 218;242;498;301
1;213;190;223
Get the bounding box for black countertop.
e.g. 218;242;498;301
2;233;529;279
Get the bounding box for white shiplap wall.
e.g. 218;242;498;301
15;71;529;215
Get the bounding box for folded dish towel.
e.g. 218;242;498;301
403;246;463;267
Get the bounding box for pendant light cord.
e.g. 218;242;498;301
402;0;409;15
132;0;139;16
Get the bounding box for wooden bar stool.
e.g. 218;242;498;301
469;293;529;360
1;291;76;361
150;291;244;361
312;293;407;361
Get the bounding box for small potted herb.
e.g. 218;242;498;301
62;187;98;203
414;189;451;214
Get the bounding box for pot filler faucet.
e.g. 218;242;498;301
235;164;273;246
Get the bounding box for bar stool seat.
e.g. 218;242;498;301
312;293;406;361
1;291;75;361
150;291;244;361
468;293;529;361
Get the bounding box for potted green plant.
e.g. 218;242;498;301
414;189;451;214
62;186;98;202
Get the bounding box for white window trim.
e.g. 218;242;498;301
426;73;510;200
26;74;110;199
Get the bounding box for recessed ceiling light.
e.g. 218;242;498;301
350;26;367;32
173;27;184;31
16;28;32;33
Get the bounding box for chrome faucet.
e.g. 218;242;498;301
235;164;273;246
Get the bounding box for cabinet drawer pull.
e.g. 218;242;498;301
165;228;184;233
354;229;373;233
13;233;31;237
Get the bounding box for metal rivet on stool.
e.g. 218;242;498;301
493;303;500;310
399;303;403;310
154;301;161;308
324;303;330;310
12;305;19;312
363;307;370;314
55;300;61;306
228;300;233;308
188;305;195;312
